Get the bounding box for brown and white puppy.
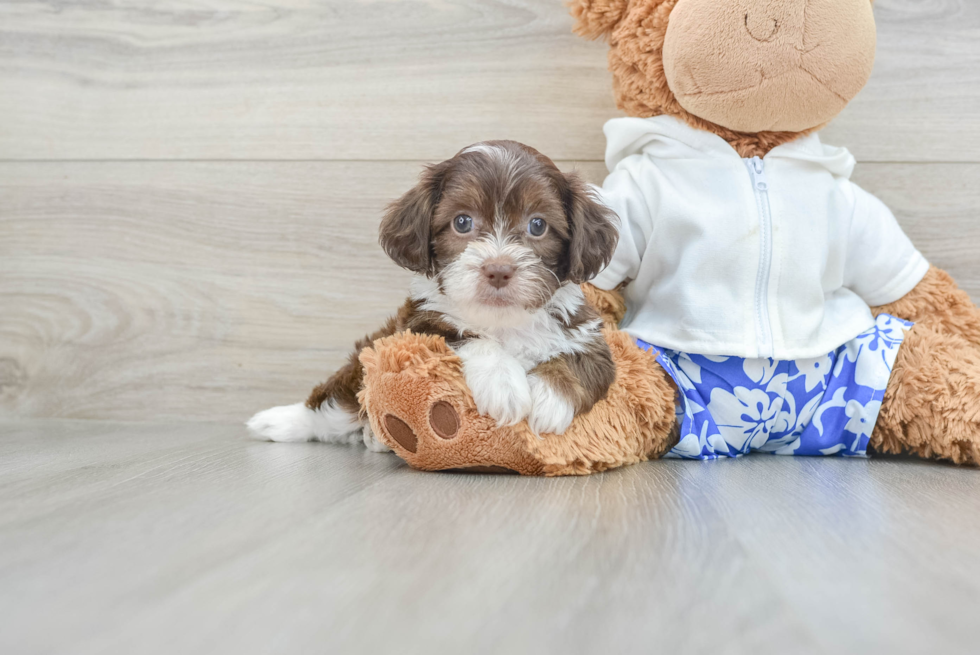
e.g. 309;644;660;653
247;141;619;449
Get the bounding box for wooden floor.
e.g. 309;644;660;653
1;419;978;655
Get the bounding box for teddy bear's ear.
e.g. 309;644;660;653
568;0;629;41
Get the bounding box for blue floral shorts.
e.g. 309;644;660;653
637;314;913;459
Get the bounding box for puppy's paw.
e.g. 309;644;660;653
469;364;532;427
527;375;576;436
246;403;316;442
361;423;392;453
458;342;531;427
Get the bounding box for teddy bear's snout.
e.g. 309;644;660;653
744;11;779;43
662;0;876;133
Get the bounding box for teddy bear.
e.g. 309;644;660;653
356;0;980;474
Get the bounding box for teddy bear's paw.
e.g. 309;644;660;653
379;400;462;455
360;332;546;475
527;375;575;436
376;397;541;474
458;342;532;427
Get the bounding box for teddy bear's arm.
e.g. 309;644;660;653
582;282;628;326
871;266;980;346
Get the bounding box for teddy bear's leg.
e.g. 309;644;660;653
873;267;980;346
872;323;980;465
359;333;546;475
359;328;678;477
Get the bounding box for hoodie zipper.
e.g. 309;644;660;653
746;156;774;358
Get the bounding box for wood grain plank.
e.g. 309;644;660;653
0;161;419;422
1;0;979;162
850;163;980;292
2;161;979;423
1;420;978;654
678;456;980;653
0;420;407;654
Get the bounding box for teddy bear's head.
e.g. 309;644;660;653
571;0;877;157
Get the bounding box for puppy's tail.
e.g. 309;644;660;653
246;400;362;445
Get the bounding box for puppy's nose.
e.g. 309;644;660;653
482;263;515;289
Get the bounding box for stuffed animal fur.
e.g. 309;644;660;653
360;284;678;475
360;0;980;473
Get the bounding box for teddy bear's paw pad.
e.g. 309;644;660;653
383;414;418;453
382;401;461;453
429;401;459;440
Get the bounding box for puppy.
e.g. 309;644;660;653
247;140;619;450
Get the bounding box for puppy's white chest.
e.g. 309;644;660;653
486;322;575;370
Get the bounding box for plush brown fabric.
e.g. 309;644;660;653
870;267;980;465
873;324;980;466
582;282;628;325
570;0;876;158
663;0;876;133
872;266;980;346
359;286;678;476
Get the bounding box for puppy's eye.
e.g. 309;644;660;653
453;215;473;234
527;217;547;237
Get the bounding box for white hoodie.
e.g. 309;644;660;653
591;115;928;360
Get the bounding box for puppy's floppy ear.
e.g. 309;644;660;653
569;0;630;41
379;161;449;276
559;172;619;284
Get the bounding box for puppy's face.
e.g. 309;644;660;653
380;141;618;320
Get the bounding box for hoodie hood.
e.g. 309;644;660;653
603;115;856;179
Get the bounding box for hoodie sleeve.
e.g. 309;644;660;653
843;182;929;307
589;168;652;291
